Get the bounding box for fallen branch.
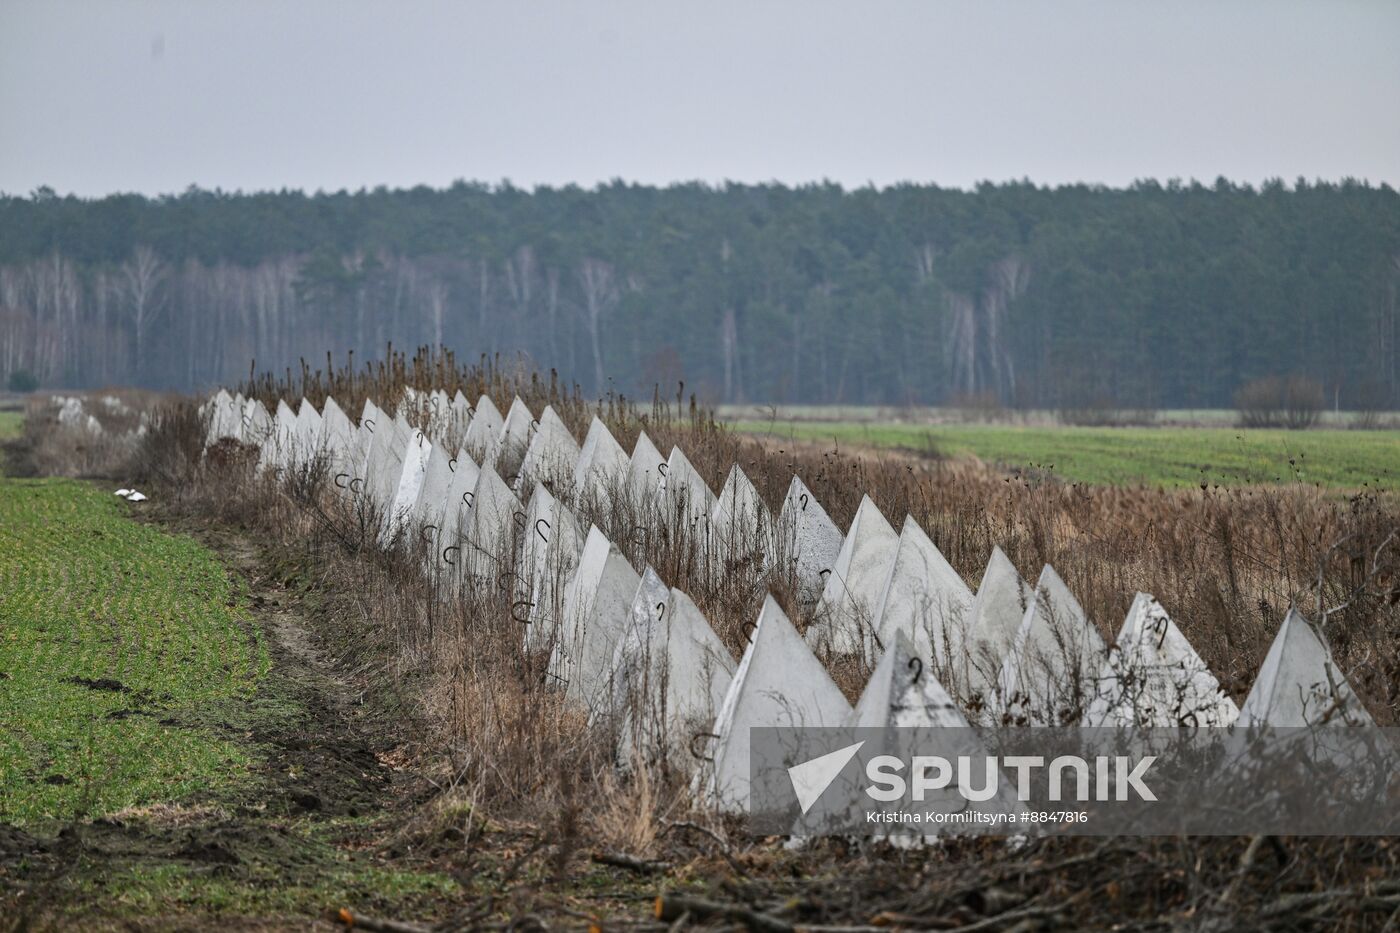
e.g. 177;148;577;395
941;904;1063;932
655;893;792;932
592;850;672;875
662;819;747;877
1218;834;1267;906
1260;884;1400;918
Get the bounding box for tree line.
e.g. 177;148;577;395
1;178;1397;409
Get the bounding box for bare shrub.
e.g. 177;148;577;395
15;389;169;478
1350;378;1390;430
1053;392;1159;428
1234;376;1283;428
1282;375;1325;429
1235;374;1324;429
948;390;1004;423
1057;392;1121;427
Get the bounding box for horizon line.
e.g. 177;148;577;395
6;173;1398;202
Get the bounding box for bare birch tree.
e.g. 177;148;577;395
121;245;166;381
577;258;618;392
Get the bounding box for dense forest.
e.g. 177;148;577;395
1;179;1397;409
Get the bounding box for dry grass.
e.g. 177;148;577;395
112;347;1400;927
12;388;171;478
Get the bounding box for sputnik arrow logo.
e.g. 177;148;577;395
787;741;865;814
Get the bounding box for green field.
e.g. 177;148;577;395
0;477;466;921
717;404;1399;429
0;478;269;823
731;420;1400;489
0;409;21;439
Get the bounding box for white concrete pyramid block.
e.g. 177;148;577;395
428;389;451;431
710;465;775;567
657;446;716;528
463;394;505;465
284;395;309;448
711;464;769;532
282;398;322;472
319;396;359;486
852;631;968;729
603;566;673;716
498;396;535;467
824;633;1021;845
215;392;237;443
319;394;346;425
411;441;457;545
1084;593;1238;727
328;401;366;497
249;398;274;442
520;484;586;651
295;397;323;454
239;398;273;446
223;392;241;436
384;430;432;540
701;595;852;814
1237;607;1372;727
415;388;437;431
632;565;673;637
518;483;558;585
353;424;376;495
198;393;212;447
359;409;396;505
515;405;581;494
778;476;843;601
996;565;1108;724
342;400;382;495
624;431;666;510
435;448;481;567
456;464;521;580
356;398;381;448
615;586;735;768
219;391;243;441
231;393;247;434
806;496;899;657
574;417;630;510
869;517;973;669
448;390;473;437
203;389;240;447
270;401;291;443
274;398;298;455
549;527;642;711
953;547;1032;713
203;393;219;441
364;413;414;515
256;400;298;475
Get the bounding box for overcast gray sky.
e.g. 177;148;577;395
2;0;1397;197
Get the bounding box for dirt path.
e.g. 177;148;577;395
213;530;400;821
2;516;457;931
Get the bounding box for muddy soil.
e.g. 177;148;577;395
200;531;416;821
0;520;449;930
